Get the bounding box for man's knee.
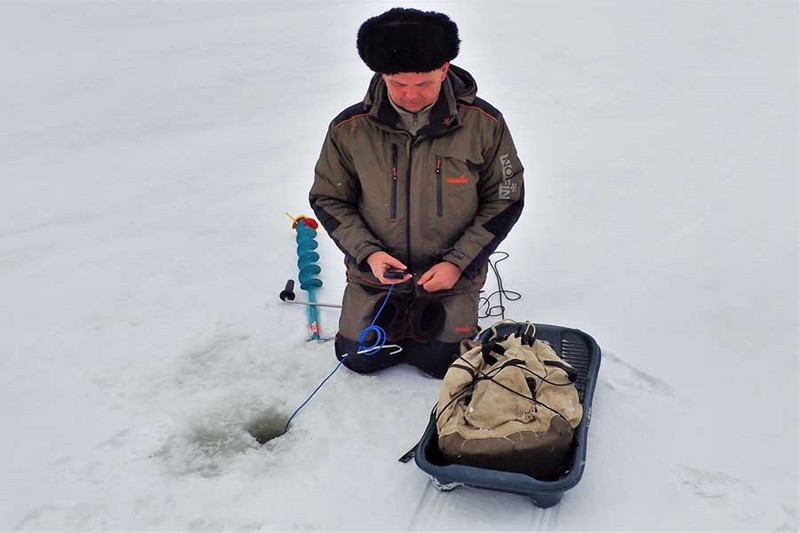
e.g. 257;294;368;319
335;335;404;374
403;339;460;378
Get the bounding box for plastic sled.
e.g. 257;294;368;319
413;322;602;508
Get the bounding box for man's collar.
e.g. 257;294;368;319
387;95;436;117
387;94;435;135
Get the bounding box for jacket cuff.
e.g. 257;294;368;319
442;248;471;272
354;242;384;267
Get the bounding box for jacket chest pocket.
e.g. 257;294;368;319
433;154;481;218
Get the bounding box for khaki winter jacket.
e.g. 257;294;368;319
309;65;524;286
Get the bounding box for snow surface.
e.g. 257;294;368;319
0;1;797;531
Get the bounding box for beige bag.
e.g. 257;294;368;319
436;322;583;480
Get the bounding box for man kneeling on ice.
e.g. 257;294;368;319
309;7;524;378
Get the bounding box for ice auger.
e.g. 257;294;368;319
287;213;323;340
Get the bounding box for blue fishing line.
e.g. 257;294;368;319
283;285;395;433
283;359;346;433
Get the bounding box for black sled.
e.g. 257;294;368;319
413;322;602;508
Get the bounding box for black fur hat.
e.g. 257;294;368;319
357;8;460;74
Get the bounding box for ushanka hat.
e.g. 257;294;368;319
357;8;460;74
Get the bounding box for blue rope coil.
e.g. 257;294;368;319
355;284;394;356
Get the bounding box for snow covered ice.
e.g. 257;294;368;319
0;1;797;530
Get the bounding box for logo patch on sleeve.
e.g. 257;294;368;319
498;153;518;199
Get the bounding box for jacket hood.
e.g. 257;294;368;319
363;64;478;136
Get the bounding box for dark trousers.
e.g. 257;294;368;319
335;276;481;380
335;335;461;379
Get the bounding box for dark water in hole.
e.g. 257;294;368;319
246;409;289;444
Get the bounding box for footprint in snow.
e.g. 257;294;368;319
601;351;672;397
678;466;794;527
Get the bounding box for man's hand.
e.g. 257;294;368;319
418;262;462;292
366;251;413;285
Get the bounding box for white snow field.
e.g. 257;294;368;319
0;1;797;531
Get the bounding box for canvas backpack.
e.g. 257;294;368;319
436;322;583;481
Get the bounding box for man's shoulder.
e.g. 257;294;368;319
458;96;502;125
330;102;371;130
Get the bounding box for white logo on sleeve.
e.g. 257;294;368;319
498;153;517;199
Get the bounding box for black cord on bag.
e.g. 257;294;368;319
478;251;521;319
434;355;574;428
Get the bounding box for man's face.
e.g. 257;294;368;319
382;62;450;113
